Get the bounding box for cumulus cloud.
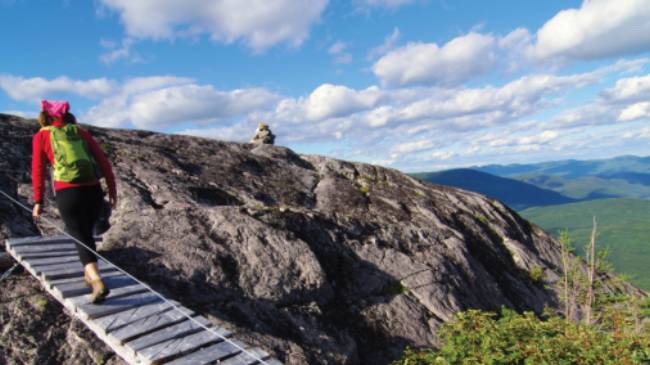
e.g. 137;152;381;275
550;71;650;128
273;84;382;123
0;75;115;102
99;0;328;52
531;0;650;60
83;76;193;127
618;101;650;121
128;85;279;128
600;73;650;102
379;71;602;129
369;1;650;88
373;32;497;87
82;77;279;129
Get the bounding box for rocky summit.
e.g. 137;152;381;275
0;114;628;364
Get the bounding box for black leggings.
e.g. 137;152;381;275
56;185;103;266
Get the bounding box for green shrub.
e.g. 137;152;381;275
99;142;114;154
358;184;370;194
33;296;48;311
528;266;544;284
392;307;650;365
382;281;409;296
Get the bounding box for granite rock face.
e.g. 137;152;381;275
0;114;623;364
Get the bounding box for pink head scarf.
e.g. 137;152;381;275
41;100;70;118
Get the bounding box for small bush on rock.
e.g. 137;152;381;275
392;307;650;365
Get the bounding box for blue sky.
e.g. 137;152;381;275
1;0;650;171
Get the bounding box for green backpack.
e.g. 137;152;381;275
43;124;97;183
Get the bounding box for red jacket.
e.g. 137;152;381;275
32;120;117;204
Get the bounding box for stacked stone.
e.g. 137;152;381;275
250;122;275;145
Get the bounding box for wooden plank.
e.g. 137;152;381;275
6;235;41;245
95;299;172;333
5;236;284;365
4;239;142;365
9;236;72;247
7;235;67;246
53;274;137;299
68;283;150;306
32;259;113;275
109;305;194;344
16;250;78;259
138;325;232;364
42;264;117;280
75;291;159;320
12;243;77;254
28;255;81;266
125;316;213;353
8;235;101;246
48;270;122;287
165;339;247;365
220;347;272;365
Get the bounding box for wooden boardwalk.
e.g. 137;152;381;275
5;235;283;365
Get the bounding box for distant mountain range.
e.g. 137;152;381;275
413;155;650;207
476;155;650;200
411;169;575;210
412;155;650;291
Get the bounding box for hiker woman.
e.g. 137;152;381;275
31;100;117;304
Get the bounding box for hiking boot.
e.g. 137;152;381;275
88;279;110;304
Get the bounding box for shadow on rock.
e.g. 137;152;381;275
104;228;415;365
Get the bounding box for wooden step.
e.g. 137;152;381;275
5;236;283;365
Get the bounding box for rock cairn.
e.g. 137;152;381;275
250;122;275;145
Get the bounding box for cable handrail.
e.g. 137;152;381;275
0;188;272;365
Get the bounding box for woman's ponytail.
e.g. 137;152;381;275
38;111;52;127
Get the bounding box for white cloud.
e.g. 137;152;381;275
623;126;650;139
369;0;650;87
328;41;347;55
618;101;650;121
532;0;650;60
305;84;382;120
100;37;143;64
66;75;279;131
273;84;383;123
99;0;328;52
0;75;115;102
373;32;497;86
390;139;433;154
83;76;193;127
498;27;534;71
179;124;253;142
552;71;650;128
383;71;601;128
254;64;619;153
328;41;353;64
82;77;279;129
128;85;279;128
516;130;559;145
601;73;650;102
